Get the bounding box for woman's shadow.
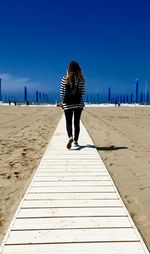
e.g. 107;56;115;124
73;144;128;151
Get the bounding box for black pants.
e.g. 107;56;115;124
64;108;83;142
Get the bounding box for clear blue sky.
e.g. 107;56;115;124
0;0;150;100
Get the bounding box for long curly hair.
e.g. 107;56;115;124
65;61;84;83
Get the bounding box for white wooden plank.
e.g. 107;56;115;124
6;228;139;244
38;165;106;169
41;158;102;161
42;155;101;158
32;180;112;186
42;158;101;161
41;161;102;164
35;176;110;181
26;192;119;200
43;155;100;158
2;242;147;254
22;199;122;208
39;163;104;166
36;172;109;176
42;156;101;158
29;186;115;193
40;161;103;164
37;170;106;173
44;155;101;158
47;151;100;153
42;158;102;161
38;165;106;172
17;207;126;218
45;152;99;154
12;216;132;230
39;164;105;168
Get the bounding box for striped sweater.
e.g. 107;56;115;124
60;76;85;110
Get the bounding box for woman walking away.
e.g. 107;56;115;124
60;61;85;149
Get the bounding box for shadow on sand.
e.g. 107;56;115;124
72;144;128;151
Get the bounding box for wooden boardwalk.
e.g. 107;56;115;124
0;116;149;253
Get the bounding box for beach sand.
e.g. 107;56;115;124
82;106;150;250
0;105;150;251
0;105;62;242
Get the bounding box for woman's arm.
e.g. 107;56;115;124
60;76;66;102
80;81;85;97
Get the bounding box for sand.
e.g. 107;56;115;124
82;106;150;250
0;105;150;251
0;105;62;242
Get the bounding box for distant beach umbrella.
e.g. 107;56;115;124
39;92;41;102
86;95;88;103
123;95;125;103
42;93;45;102
111;97;114;103
115;96;118;104
36;91;39;103
146;91;149;103
24;86;27;102
120;95;122;103
46;94;48;102
140;92;143;104
135;79;139;103
144;81;148;104
90;93;92;103
108;87;111;102
97;93;100;103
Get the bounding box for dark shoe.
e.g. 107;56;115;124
67;137;73;149
74;141;79;147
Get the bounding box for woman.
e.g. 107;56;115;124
60;60;85;149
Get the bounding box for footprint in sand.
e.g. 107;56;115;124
104;157;108;161
9;160;19;167
0;173;7;176
139;186;150;191
130;212;136;219
14;171;20;178
126;197;131;204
